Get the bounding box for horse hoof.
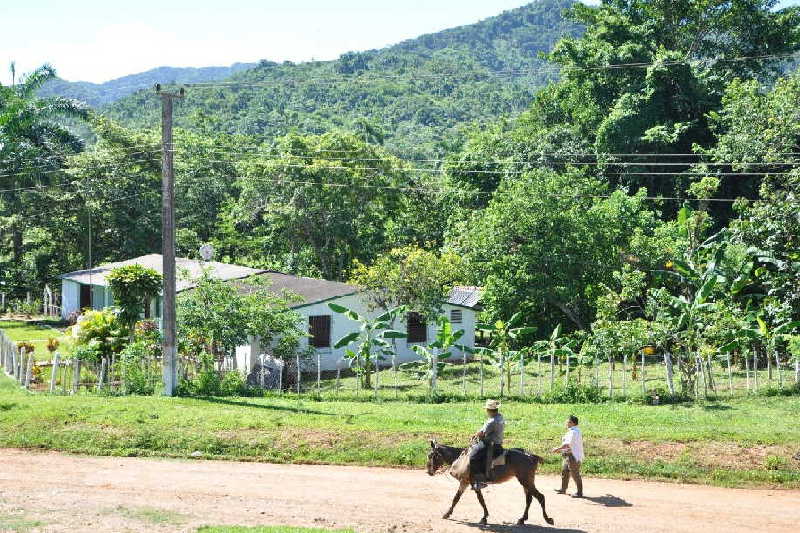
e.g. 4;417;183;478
442;513;451;520
516;519;526;526
479;518;487;526
546;517;555;525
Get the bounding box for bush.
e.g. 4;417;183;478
765;455;789;471
540;381;605;404
120;340;159;395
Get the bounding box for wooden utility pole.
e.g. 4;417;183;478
156;84;184;396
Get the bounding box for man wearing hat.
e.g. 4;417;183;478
469;399;505;490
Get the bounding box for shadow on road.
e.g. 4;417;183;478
452;519;587;533
583;494;632;507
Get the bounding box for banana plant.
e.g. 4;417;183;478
329;304;407;389
401;315;464;399
477;312;536;398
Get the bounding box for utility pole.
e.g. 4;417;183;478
155;84;184;396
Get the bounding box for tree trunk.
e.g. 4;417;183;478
565;351;571;385
550;300;586;330
499;351;505;398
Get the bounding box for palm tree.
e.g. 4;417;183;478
0;63;89;284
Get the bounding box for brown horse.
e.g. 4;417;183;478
426;440;554;527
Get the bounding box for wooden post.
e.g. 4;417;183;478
50;352;60;393
753;351;758;392
537;352;542;395
462;347;467;397
776;351;783;389
641;351;646;396
745;352;751;393
72;358;81;394
519;350;525;397
317;352;321;396
608;356;614;399
622;353;627;397
156;85;184;397
97;358;107;391
565;350;570;385
549;349;555;391
18;349;26;383
726;353;733;395
479;353;484;398
296;352;301;394
62;359;70;394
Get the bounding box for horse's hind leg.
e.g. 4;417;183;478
475;489;489;525
516;480;533;526
442;481;467;519
530;485;554;526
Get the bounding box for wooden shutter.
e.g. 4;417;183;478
309;315;332;348
450;309;463;324
407;312;427;343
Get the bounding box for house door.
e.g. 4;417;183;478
79;284;92;310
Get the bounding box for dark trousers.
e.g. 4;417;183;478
469;441;502;480
560;453;583;495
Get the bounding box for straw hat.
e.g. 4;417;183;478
484;399;501;410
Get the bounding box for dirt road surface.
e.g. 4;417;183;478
1;449;798;533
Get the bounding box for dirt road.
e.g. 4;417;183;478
0;449;798;533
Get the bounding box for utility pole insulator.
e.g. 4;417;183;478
157;87;185;397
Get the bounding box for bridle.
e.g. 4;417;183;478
427;446;449;476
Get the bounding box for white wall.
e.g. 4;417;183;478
236;293;479;373
60;280;80;319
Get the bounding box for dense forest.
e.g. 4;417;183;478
38;63;258;108
3;0;800;391
103;0;582;159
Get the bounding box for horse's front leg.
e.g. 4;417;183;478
442;481;468;519
531;486;554;526
475;488;489;525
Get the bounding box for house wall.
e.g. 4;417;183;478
235;293;479;373
61;280;80;319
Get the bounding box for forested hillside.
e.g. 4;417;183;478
105;0;582;158
38;63;257;108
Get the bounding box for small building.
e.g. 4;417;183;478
58;254;482;372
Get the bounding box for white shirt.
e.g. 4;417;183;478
562;426;584;462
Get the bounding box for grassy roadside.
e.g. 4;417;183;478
0;374;798;489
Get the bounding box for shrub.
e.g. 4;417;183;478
765;455;788;471
120;340;159;395
540;381;605;404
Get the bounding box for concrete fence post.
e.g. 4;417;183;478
24;354;33;388
50;352;61;393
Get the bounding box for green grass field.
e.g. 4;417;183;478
0;319;72;361
0;373;798;489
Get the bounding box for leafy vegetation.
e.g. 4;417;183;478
1;373;798;488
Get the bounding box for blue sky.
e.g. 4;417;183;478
3;0;799;85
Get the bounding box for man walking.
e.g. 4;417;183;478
552;415;583;498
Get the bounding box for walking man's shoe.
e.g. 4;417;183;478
570;493;584;498
553;489;566;494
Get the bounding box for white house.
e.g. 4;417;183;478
59;254;482;372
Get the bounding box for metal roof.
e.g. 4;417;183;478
60;255;481;310
59;254;266;293
234;272;358;309
446;286;483;309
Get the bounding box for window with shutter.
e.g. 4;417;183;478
406;312;427;343
450;309;463;324
309;315;332;348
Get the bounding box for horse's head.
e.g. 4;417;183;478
426;439;446;476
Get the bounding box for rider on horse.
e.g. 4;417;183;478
469;399;505;490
